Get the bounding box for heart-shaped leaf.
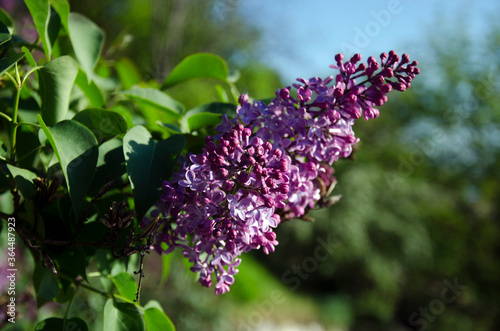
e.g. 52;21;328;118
37;116;98;216
68;12;104;76
103;299;145;331
162;53;228;89
123;126;185;219
73;108;127;142
39;56;78;126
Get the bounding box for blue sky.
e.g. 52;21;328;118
236;0;499;83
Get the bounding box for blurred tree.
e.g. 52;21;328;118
69;0;262;82
258;18;500;331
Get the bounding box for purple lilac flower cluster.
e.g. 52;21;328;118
155;51;419;294
158;125;289;295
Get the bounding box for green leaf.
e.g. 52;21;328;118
0;53;24;76
73;108;127;142
54;246;87;280
68;12;104;76
35;317;88;331
5;164;37;200
39;56;78;126
115;57;142;90
123;126;185;219
0;8;14;30
161;252;174;284
118;88;184;118
181;102;236;132
24;0;52;59
22;46;37;68
88;138;126;194
144;307;175;331
103;299;146;331
111;272;137;302
47;8;60;48
143;300;165;312
0;21;11;46
37;116;98;216
74;69;105;107
33;263;59;303
49;0;70;33
162;53;228;89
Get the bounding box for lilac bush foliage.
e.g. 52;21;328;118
154;51;419;294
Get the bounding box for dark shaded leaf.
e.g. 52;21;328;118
0;21;10;46
35;317;88;331
5;164;37;200
123;126;185;219
0;52;24;76
37;116;98;216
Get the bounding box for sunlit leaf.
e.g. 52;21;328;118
73;108;127;142
39;56;78;126
37;116;98;216
75;69;105;107
111;272;137;303
21;46;37;68
118;88;184;118
24;0;52;59
103;299;145;331
123;126;185;219
68;12;104;76
162;53;228;89
144;307;175;331
115;57;142;89
181;102;236;132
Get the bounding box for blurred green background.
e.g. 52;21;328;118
3;0;500;330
